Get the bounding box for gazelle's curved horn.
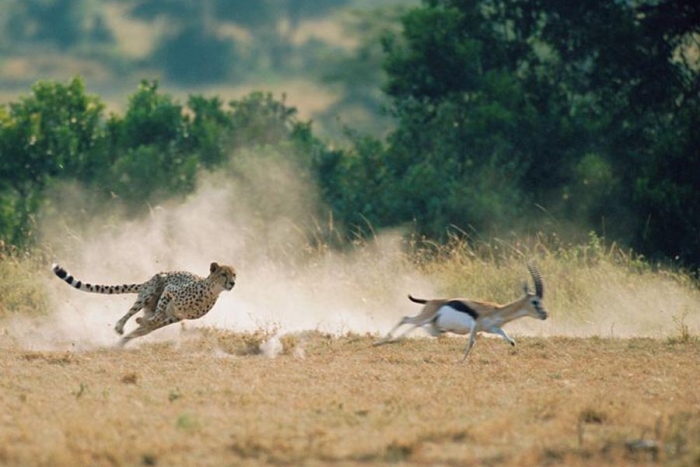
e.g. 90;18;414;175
527;262;544;298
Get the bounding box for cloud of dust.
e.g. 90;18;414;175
23;151;432;350
9;151;699;350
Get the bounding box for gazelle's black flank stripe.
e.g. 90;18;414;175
445;300;479;320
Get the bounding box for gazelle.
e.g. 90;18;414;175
374;263;548;361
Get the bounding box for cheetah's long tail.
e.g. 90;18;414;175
51;264;141;294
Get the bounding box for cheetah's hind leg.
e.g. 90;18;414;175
114;298;147;335
114;286;161;335
118;315;180;347
120;293;178;346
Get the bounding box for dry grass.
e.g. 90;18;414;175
415;233;700;337
0;253;48;320
0;330;698;467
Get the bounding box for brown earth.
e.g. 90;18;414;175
0;330;698;467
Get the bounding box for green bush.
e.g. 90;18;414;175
0;78;321;247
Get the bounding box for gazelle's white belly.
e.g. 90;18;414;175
434;306;476;335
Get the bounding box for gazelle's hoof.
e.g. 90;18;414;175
373;338;392;346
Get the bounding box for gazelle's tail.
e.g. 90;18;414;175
408;294;428;304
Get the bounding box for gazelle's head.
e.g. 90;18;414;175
523;262;547;320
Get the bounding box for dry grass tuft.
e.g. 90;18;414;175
120;372;138;385
0;251;49;319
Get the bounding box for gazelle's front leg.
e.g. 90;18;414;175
489;326;516;347
461;326;479;362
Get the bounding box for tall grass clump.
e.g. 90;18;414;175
0;246;50;319
411;231;700;337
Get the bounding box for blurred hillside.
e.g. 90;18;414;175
0;0;416;138
1;0;699;269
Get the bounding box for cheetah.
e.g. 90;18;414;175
51;262;236;346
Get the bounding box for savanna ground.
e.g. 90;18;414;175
0;330;699;467
2;231;700;467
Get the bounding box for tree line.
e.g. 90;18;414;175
1;0;699;268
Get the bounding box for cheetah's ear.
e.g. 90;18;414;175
210;262;219;273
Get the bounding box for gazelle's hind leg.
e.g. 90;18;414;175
374;316;428;345
374;317;410;345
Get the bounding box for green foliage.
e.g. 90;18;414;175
383;4;486;101
228;92;300;149
315;131;390;233
99;80;196;204
367;0;700;265
186;95;232;168
0;78;106;244
0;78;105;188
0;77;318;247
108;145;198;204
630;104;700;265
114;80;186;150
209;0;695;267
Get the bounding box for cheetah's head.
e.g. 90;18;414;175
210;262;236;291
